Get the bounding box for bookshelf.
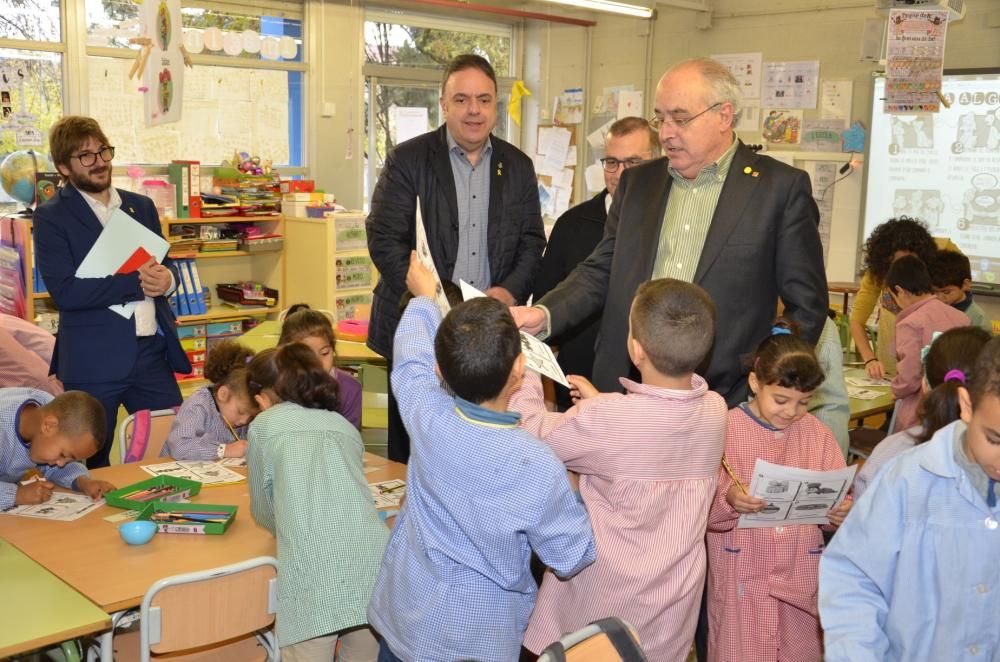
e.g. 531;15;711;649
0;216;59;329
283;212;375;322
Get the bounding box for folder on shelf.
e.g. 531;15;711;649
173;160;202;218
179;260;201;316
174;261;191;317
168;163;191;218
188;260;207;314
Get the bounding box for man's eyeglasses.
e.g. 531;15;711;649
600;157;645;173
72;146;115;167
648;102;722;130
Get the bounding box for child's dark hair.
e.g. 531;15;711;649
969;336;1000;410
917;326;992;443
399;280;464;315
246;343;340;411
279;309;336;348
285;302;313;317
928;249;972;290
885;255;934;297
630;278;716;376
41;391;107;451
434;297;521;404
862;216;937;286
204;340;255;399
750;319;825;392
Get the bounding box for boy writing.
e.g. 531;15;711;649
929;249;993;333
509;278;727;662
368;253;596;662
1;388;114;509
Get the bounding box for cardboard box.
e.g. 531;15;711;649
280;179;315;194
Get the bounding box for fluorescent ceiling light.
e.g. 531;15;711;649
539;0;655;19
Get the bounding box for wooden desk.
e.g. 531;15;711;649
0;453;404;616
829;281;860;315
0;539;111;659
239;320;384;364
845;367;895;424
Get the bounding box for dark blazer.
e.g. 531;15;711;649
538;141;828;407
366;124;546;358
533;190;608;407
33;185;191;383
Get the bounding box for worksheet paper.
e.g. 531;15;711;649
711;52;763;99
763;61;820;110
414;200;452;318
2;493;103;521
459;280;570;388
141;460;245;485
369;479;406;508
738;460;856;528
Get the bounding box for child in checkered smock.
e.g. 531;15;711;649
707;322;851;662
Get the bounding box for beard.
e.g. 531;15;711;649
68;166;111;194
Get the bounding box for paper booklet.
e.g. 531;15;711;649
738;459;856;528
75;208;170;319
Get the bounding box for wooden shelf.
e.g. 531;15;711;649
176;306;278;323
165;216;280;225
170;250;251;259
32;292;51;300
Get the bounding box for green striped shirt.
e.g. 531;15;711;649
651;139;739;281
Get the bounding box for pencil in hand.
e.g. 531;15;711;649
721;456;748;496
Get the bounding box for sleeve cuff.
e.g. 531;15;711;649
535;305;553;341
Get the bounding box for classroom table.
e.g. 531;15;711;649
0;538;111;659
239;319;385;364
845;366;895;425
0;453;405;661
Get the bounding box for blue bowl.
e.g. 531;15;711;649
119;520;157;545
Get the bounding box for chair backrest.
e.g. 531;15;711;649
139;556;278;660
538;618;648;662
120;408;180;464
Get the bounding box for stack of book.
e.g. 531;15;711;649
212;171;281;216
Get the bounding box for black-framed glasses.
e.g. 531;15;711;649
649;102;722;130
72;146;115;167
599;156;645;173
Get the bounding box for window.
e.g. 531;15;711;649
85;0;305;166
0;0;61;42
362;10;516;206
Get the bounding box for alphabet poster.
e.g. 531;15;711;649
142;0;185;126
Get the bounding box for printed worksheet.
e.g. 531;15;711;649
847;386;885;401
141;461;245;485
369;479;406;508
2;493;103;521
460;280;571;388
414;199;452;318
738;460;856;528
846;376;891;388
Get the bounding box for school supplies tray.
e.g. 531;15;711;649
137;503;237;535
215;282;279;307
104;476;202;510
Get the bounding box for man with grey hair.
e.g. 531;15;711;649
514;57;828;408
532;116;659;410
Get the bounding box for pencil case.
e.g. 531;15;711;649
137;503;238;535
104;476;203;510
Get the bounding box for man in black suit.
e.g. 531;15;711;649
514;58;827;408
533;117;659;410
367;54;545;462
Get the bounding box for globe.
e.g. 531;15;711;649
0;150;55;208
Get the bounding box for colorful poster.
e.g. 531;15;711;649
801;119;846;152
711;52;763;100
762;109;803;145
554;88;584;125
142;0;185;126
885;9;949;113
763;61;820;110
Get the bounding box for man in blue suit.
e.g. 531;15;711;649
34;116;191;467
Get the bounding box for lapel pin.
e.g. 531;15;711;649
497;161;503;176
129;206;136;213
743;166;752;174
751;171;759;177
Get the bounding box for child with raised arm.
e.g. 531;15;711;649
1;388;114;509
820;337;1000;661
508;278;726;662
162;340;257;460
368;252;595;662
707;323;850;662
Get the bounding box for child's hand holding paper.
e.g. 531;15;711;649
406;251;439;300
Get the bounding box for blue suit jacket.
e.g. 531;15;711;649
33;185;191;383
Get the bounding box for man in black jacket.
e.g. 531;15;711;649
532;117;659;410
367;54;545;462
